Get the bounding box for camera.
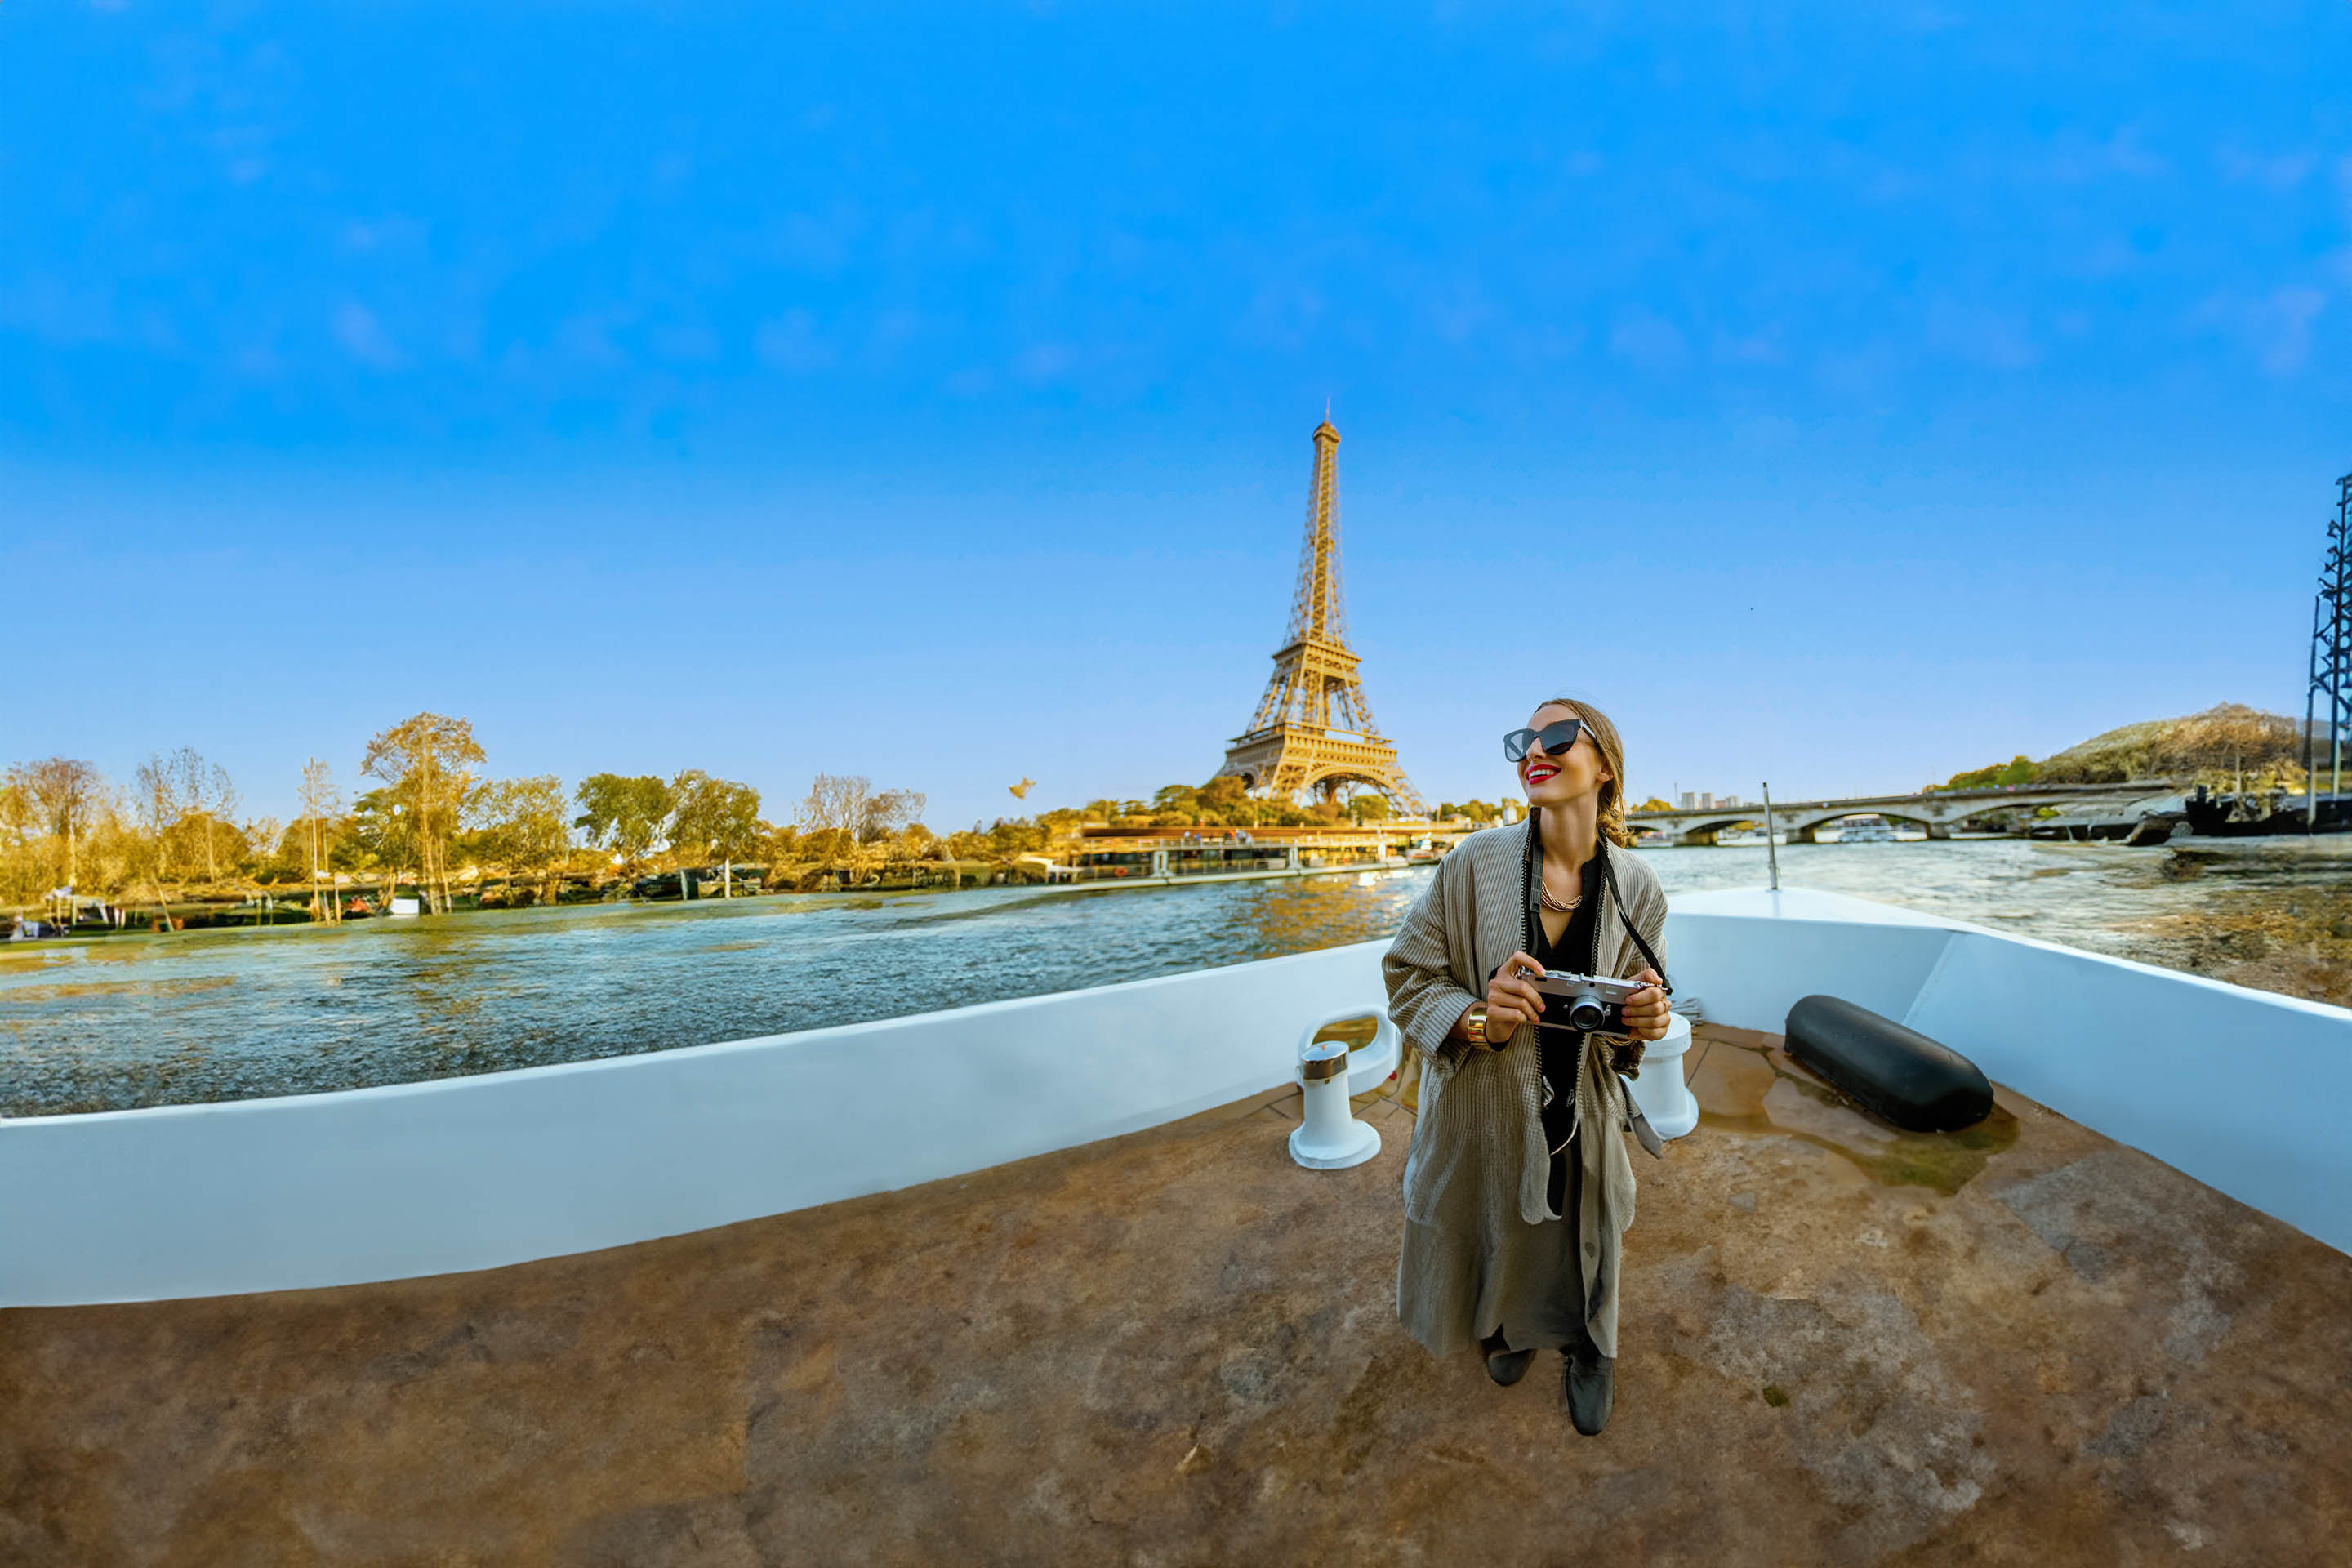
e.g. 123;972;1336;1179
1529;970;1650;1034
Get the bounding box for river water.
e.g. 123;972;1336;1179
3;835;2345;1116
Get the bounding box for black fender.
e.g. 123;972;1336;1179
1784;995;1993;1133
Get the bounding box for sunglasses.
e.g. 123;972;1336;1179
1503;718;1584;763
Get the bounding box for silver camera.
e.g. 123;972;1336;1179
1530;970;1650;1034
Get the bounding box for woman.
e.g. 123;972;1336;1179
1382;697;1673;1437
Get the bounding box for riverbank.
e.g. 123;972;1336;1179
6;835;2348;1117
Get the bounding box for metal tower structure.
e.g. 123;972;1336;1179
1217;417;1428;814
2304;470;2352;822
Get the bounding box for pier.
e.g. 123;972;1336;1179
1042;823;1472;885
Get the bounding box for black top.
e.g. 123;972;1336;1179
1530;844;1605;1155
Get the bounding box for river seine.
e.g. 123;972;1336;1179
3;835;2345;1116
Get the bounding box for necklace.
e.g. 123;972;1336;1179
1539;880;1583;914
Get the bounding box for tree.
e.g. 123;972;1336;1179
2154;704;2299;790
0;773;37;906
799;775;922;882
669;771;764;891
1196;776;1250;825
130;751;188;902
1636;796;1675;813
131;747;238;884
472;775;573;905
1152;783;1201;822
1347;792;1391;824
1931;755;2038;792
800;773;875;880
341;788;412;893
11;758;104;889
362;713;486;915
299;757;344;920
182;751;238;884
868;789;926;842
572;773;675;872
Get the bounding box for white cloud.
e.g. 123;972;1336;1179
332;302;406;370
1013;341;1076;384
1925;300;2038;370
554;312;627;368
342;216;425;255
2194;287;2326;377
1610;312;1686;372
2040;127;2167;184
1713;330;1784;366
2215;145;2315;190
755;309;833;372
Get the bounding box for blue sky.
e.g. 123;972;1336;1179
5;2;2348;829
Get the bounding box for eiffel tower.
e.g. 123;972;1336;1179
1217;416;1427;815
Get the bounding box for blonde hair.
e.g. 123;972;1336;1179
1536;696;1634;848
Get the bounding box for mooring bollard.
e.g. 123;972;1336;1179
1288;1009;1401;1171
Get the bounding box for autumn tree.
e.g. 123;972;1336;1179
128;747;238;884
669;771;764;892
800;774;929;882
298;757;344;920
10;757;105;889
472;775;573;905
181;751;238;883
362;713;486;915
573;773;675;873
341;788;412;893
2154;704;2299;790
799;773;872;879
867;788;926;842
0;773;34;905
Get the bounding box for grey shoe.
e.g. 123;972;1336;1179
1481;1329;1539;1388
1563;1339;1615;1435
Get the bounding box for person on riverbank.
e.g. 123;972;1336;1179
1381;697;1674;1436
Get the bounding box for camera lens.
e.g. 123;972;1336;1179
1568;991;1606;1031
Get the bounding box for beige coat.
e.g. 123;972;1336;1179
1381;820;1670;1360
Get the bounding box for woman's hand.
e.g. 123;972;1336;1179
1619;968;1672;1042
1479;951;1549;1045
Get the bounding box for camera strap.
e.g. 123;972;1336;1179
1521;812;1670;1161
1520;813;1672;995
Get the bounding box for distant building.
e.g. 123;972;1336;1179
1699;792;1715;809
1679;791;1695;809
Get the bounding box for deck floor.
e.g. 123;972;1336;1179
4;1025;2349;1566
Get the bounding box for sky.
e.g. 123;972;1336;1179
4;1;2349;831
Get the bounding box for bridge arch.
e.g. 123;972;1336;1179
1775;809;1941;844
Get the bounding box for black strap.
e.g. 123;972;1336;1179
1521;811;1672;1162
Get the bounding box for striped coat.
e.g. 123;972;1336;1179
1381;819;1669;1361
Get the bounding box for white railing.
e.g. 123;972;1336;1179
0;942;1403;1306
3;887;2345;1306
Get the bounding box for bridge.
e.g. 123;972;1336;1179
1627;782;2177;846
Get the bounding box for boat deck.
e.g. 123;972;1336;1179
5;1024;2348;1566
